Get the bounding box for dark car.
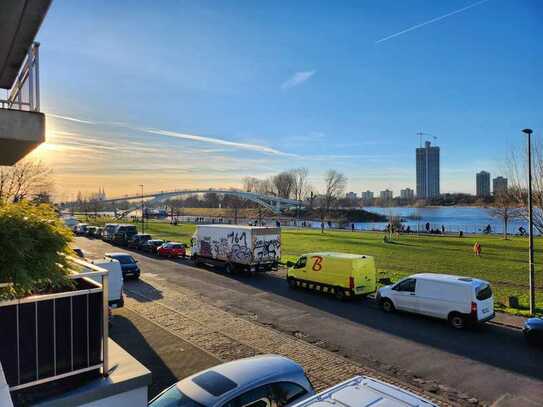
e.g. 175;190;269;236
86;226;98;238
113;224;139;246
141;239;164;254
128;233;152;249
523;317;543;346
105;252;140;279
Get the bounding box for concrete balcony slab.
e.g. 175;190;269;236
0;109;45;165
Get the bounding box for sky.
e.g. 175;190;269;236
25;0;543;200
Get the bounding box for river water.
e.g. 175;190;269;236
351;206;531;235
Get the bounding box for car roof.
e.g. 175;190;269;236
105;252;133;257
177;355;304;406
411;273;488;286
301;252;371;260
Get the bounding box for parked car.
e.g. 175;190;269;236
292;375;436;407
377;273;495;329
102;223;119;242
157;242;186;258
73;247;87;259
105;252;140;279
94;226;104;238
89;258;124;308
128;233;152;249
286;252;376;300
73;223;88;236
149;355;314;407
523;317;543;346
141;239;165;254
112;224;139;246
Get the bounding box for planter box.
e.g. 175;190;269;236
0;277;104;390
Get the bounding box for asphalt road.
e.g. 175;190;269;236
75;237;543;406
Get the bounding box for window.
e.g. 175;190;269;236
224;384;273;407
149;386;205;407
271;382;308;407
294;257;307;269
192;370;238;396
476;284;492;300
114;255;135;265
395;278;416;292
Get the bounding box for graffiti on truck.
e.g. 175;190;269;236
231;244;252;263
254;236;280;262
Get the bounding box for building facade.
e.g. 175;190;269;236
380;189;393;202
416;141;440;199
493;176;508;196
400;188;415;200
361;190;374;205
476;171;491;197
346;192;357;200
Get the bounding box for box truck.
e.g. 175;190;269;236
191;225;280;273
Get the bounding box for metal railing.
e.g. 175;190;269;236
0;256;109;392
0;42;40;112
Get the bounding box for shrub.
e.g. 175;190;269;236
0;202;73;299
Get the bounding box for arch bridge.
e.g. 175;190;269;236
99;188;303;216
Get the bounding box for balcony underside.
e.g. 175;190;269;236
0;109;45;165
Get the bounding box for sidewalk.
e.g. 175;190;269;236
493;312;527;329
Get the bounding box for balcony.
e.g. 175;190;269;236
1;0;51;165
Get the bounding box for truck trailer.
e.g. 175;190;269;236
191;225;280;273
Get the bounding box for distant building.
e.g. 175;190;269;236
416;141;440;199
380;189;393;202
493;176;508;196
346;192;357;200
400;188;415;200
361;190;374;205
476;171;491;197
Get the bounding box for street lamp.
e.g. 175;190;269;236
522;128;535;316
139;184;144;234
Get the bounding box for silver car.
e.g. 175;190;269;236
149;355;315;407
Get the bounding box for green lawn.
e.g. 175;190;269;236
83;219;543;314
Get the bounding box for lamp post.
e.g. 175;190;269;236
139;184;145;234
522;128;535;316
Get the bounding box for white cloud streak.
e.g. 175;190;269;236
46;113;295;157
375;0;490;44
281;71;316;90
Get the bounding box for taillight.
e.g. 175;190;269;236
471;302;477;317
349;276;355;289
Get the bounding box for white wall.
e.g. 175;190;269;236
81;386;147;407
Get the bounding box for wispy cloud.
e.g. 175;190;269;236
46;113;295;157
375;0;490;44
280;70;316;90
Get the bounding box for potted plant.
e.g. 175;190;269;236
0;202;105;390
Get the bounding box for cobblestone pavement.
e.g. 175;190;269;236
124;276;482;407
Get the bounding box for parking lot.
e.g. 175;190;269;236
75;236;543;406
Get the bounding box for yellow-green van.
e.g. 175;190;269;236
287;252;376;300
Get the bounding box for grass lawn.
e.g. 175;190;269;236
84;219;543;314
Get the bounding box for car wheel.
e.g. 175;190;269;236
224;263;234;274
381;298;395;313
449;313;466;329
287;277;297;289
334;287;346;301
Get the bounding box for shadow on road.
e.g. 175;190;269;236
124;278;164;302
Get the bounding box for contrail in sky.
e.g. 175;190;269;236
375;0;490;44
46;112;296;157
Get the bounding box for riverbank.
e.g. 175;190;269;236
119;221;541;315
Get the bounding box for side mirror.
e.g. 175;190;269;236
286;261;294;268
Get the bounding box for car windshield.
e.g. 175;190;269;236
149;385;205;407
112;255;135;264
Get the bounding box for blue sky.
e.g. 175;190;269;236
29;0;542;200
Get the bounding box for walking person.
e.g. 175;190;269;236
473;241;481;256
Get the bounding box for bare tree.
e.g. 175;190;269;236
272;171;296;199
491;191;522;239
507;141;543;233
321;169;347;217
0;160;52;204
242;177;260;192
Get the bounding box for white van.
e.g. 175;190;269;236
377;273;494;329
89;258;124;308
292;376;437;407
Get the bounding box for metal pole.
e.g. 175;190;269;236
139;184;144;233
102;272;109;376
523;129;536;315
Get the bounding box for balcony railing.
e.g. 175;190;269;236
0;256;109;392
0;42;40;112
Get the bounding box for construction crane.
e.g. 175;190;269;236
416;131;432;147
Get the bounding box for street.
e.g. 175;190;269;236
75;237;543;407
